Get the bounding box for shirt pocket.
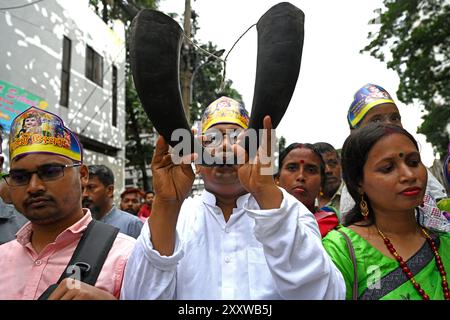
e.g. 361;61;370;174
247;246;275;299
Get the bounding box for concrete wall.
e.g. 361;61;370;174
0;0;126;198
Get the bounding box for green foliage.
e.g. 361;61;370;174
125;75;154;167
190;41;243;122
89;0;159;25
362;0;450;158
184;9;243;122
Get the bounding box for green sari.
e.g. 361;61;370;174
323;227;450;300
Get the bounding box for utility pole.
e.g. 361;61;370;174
180;0;192;124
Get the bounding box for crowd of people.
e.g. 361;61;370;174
0;83;449;300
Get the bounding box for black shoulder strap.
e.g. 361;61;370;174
336;228;359;300
38;220;119;300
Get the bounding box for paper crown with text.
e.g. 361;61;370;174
347;83;395;128
201;97;250;133
9;107;82;162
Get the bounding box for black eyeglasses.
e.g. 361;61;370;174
202;129;244;148
2;163;82;187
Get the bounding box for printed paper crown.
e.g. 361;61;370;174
9;107;82;162
347;83;395;128
201;96;250;133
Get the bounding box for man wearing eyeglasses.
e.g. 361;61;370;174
121;96;345;300
0;107;135;299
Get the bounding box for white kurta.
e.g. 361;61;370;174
121;188;345;300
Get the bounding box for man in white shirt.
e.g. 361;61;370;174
121;97;345;300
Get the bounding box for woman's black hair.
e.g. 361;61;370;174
341;123;419;226
277;142;326;189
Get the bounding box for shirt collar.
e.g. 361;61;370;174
331;181;344;199
201;189;251;208
103;205;116;217
101;206;120;222
16;209;93;246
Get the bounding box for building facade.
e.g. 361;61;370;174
0;0;126;197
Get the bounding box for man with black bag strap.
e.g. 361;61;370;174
38;220;119;300
0;107;135;300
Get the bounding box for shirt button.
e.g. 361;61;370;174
225;227;230;233
35;260;42;266
224;256;231;263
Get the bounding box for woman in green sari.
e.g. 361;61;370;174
323;123;450;300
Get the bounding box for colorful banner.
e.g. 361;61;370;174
0;80;48;133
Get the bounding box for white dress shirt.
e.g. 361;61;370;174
121;188;345;300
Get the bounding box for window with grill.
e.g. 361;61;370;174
112;65;118;127
60;36;71;107
85;45;103;87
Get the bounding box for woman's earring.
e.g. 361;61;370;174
360;195;369;220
